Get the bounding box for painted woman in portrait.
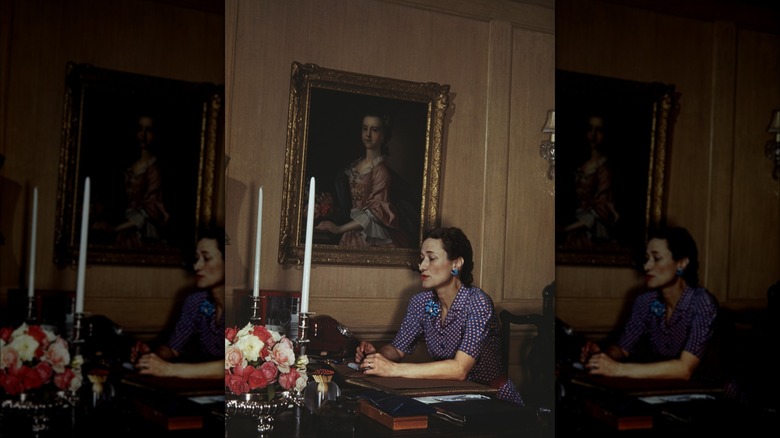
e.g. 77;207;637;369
315;110;411;248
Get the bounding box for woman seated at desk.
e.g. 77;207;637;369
354;227;524;405
580;226;718;381
132;227;225;379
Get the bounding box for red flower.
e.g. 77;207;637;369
53;368;76;391
18;365;44;391
0;371;24;395
226;372;249;395
33;361;54;385
225;326;238;343
0;327;13;343
246;366;269;391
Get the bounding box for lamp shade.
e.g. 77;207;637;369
542;110;555;133
768;109;780;133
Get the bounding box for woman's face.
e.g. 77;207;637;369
194;238;224;290
418;238;459;290
361;116;384;152
585;116;604;148
643;238;686;290
137;116;156;147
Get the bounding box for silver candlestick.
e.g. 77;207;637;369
296;312;313;357
249;295;263;325
25;296;37;324
71;312;85;355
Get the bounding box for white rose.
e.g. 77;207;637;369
235;335;263;363
9;333;39;362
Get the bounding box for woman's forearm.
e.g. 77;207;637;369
168;360;224;379
611;351;699;380
391;351;475;381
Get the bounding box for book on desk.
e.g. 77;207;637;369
120;373;224;431
330;363;499;397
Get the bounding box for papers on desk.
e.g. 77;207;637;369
189;394;225;405
638;393;716;405
413;394;492;404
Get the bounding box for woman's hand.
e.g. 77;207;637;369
355;341;377;363
136;352;173;377
585;352;620;376
315;221;342;234
130;340;151;364
360;352;396;377
580;340;601;364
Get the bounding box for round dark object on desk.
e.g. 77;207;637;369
308;315;359;360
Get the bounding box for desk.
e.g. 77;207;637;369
557;371;779;436
225;388;550;438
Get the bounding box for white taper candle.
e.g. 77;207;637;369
75;177;90;314
253;186;263;297
27;187;38;298
301;177;315;313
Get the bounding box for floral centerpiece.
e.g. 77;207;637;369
0;323;83;399
224;323;307;398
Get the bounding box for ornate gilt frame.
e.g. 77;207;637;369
55;62;223;266
278;62;450;267
555;70;677;266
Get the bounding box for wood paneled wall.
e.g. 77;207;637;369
225;0;555;388
0;0;224;335
556;0;780;334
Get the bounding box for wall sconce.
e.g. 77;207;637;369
540;109;555;180
767;109;780;180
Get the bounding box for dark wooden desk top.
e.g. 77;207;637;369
225;385;550;438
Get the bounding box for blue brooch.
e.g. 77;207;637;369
424;299;441;318
199;300;216;317
650;299;665;317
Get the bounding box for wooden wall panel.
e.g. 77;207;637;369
225;0;554;393
557;0;780;334
728;29;780;304
0;0;224;333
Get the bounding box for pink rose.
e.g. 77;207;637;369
225;326;238;343
226;372;249;395
225;346;243;370
270;342;295;373
278;368;300;391
1;345;20;370
53;368;76;391
44;337;71;373
259;361;278;383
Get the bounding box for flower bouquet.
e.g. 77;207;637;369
224;323;308;433
0;323;83;435
0;323;83;398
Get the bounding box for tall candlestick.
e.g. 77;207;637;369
27;187;38;298
253;186;263;297
75;177;90;314
300;177;315;313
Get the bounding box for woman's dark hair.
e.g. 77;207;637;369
197;226;226;260
425;227;474;286
647;226;699;287
362;110;393;156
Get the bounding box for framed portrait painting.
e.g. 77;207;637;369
55;62;223;266
278;62;450;267
555;70;677;266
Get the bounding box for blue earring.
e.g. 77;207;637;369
451;267;459;276
676;267;684;277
